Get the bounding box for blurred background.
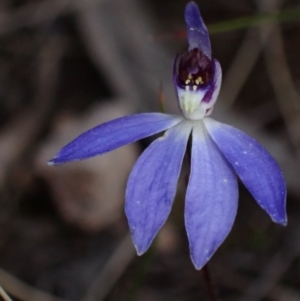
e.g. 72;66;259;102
0;0;300;300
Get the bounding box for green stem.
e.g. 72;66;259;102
208;7;300;34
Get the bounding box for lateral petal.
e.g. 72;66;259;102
204;118;287;225
185;123;238;269
185;2;211;58
49;113;182;165
125;122;192;255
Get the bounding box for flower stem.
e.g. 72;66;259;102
202;264;218;301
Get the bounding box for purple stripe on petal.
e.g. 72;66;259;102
125;122;192;255
185;123;238;270
202;59;222;105
204;118;287;225
185;2;211;58
49;113;182;165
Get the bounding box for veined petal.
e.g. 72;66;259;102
185;122;238;270
125;121;192;255
48;113;182;165
204;118;287;225
185;2;211;59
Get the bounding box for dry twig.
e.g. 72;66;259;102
238;225;300;301
0;286;13;301
81;233;136;301
259;0;300;155
0;35;66;189
0;268;66;301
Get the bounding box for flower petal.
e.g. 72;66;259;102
185;2;211;59
202;59;222;106
125;122;192;255
48;113;182;165
204;118;287;225
185;123;238;269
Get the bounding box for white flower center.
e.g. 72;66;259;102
177;87;212;120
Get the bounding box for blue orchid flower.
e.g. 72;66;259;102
49;1;287;269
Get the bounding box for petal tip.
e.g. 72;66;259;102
129;229;151;256
281;220;288;226
184;1;211;58
193;263;203;271
274;216;288;226
191;254;211;271
136;250;144;256
47;155;66;166
134;243;146;256
185;1;201;18
186;1;198;10
47;158;57;166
